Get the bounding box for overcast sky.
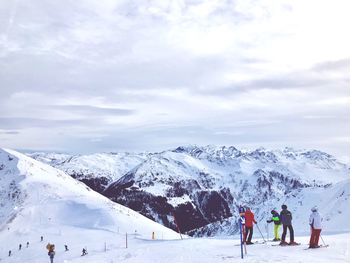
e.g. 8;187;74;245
0;0;350;158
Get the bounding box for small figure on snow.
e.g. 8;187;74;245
81;248;88;256
309;206;322;248
19;244;22;250
267;210;281;241
280;204;298;245
65;244;69;251
8;250;11;257
41;236;44;242
46;243;55;263
26;241;29;248
243;207;257;245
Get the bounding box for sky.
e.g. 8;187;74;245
0;0;350;158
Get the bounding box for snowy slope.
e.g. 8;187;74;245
1;148;350;262
0;148;179;262
28;145;350;236
103;146;350;235
27;151;149;193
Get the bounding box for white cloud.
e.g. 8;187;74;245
0;0;349;157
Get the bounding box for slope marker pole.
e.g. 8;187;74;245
239;218;244;259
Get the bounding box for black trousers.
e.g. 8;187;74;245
281;225;294;242
244;226;253;243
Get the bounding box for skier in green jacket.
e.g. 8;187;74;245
267;210;281;241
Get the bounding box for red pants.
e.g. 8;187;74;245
309;228;321;247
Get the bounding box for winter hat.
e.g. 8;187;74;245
281;204;287;210
311;206;318;212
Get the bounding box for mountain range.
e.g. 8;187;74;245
27;145;350;236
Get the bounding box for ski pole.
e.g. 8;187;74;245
320;234;326;246
266;223;269;241
256;224;266;242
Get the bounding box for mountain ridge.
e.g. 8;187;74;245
26;145;350;236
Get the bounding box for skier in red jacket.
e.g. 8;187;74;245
244;207;257;244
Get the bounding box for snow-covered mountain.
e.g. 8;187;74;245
28;152;149;193
28;145;350;236
0;148;179;262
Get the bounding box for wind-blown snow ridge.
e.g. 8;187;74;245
0;147;179;242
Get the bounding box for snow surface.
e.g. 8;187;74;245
27;146;350;237
0;148;179;262
1;148;350;262
27;151;149;182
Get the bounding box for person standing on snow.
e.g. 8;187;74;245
280;204;298;245
267;210;281;241
309;206;322;248
46;243;55;263
243;207;257;244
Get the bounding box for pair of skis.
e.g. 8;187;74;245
304;244;329;250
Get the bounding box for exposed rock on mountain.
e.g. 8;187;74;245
28;145;350;236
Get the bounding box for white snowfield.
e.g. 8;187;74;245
1;148;349;262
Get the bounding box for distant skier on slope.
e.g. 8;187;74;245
309;206;322;248
267;210;281;241
65;244;69;251
280;205;298;245
19;244;22;250
243;207;257;245
81;248;88;256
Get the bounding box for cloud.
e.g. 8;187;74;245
0;0;350;157
50;105;135;116
0;130;19;135
312;58;350;72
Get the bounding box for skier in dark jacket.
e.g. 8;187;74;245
267;210;281;241
48;250;55;263
47;243;55;263
280;204;298;245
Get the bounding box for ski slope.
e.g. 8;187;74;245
1;230;349;262
0;148;179;262
1;148;349;262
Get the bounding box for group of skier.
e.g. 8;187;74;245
46;243;87;262
8;241;30;257
7;235;87;262
240;204;323;248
